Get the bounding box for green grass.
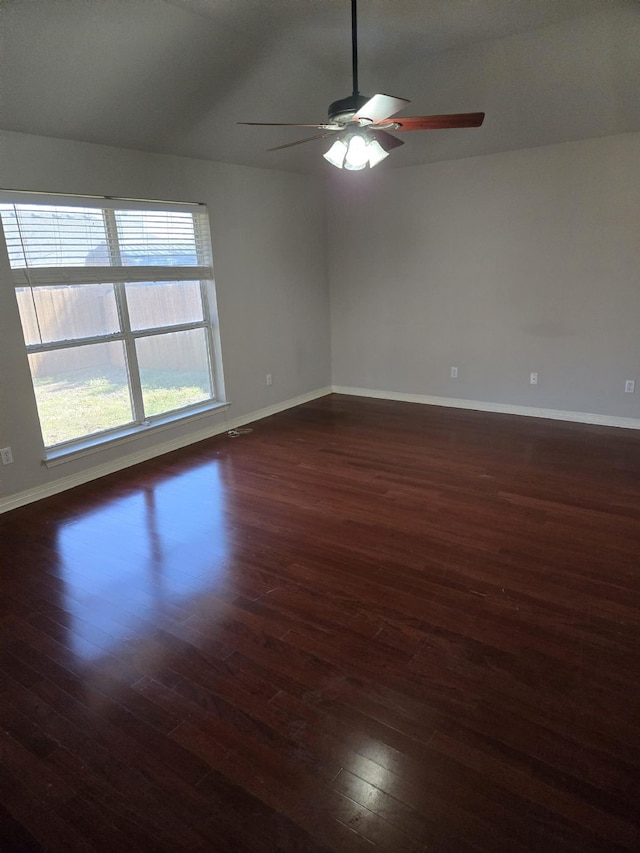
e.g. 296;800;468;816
140;368;211;417
33;367;211;447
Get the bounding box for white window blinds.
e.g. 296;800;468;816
0;195;213;286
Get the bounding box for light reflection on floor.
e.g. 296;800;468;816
57;460;229;661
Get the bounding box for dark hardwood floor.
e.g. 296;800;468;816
1;394;640;852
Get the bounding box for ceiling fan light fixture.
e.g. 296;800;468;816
324;131;390;170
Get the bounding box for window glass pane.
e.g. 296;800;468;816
126;281;204;331
136;329;213;418
115;210;200;265
16;284;120;346
0;204;107;268
28;342;133;447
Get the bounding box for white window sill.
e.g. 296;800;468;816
43;400;230;468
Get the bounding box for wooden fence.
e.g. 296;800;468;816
18;283;206;378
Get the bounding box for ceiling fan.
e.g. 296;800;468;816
239;0;485;170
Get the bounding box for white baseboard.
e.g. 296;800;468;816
0;386;332;514
4;383;637;514
331;385;640;430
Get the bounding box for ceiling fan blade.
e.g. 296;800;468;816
353;94;411;124
370;129;404;151
267;131;337;152
239;122;328;128
377;112;485;131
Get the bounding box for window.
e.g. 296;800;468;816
0;193;224;457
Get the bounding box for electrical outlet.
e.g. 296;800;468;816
625;380;635;393
530;372;538;385
266;373;272;386
1;446;13;465
450;366;458;378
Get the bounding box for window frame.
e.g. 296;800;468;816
0;191;226;463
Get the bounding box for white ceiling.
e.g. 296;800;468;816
1;0;638;173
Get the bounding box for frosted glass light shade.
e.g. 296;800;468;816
366;139;390;167
323;139;348;168
343;135;369;170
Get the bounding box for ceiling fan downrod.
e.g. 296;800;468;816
351;0;359;97
327;0;368;124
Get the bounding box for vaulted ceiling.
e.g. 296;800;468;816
1;0;638;173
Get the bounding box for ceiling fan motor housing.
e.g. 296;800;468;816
328;94;370;125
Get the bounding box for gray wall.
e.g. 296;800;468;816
2;127;639;507
328;131;640;421
0;130;331;503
